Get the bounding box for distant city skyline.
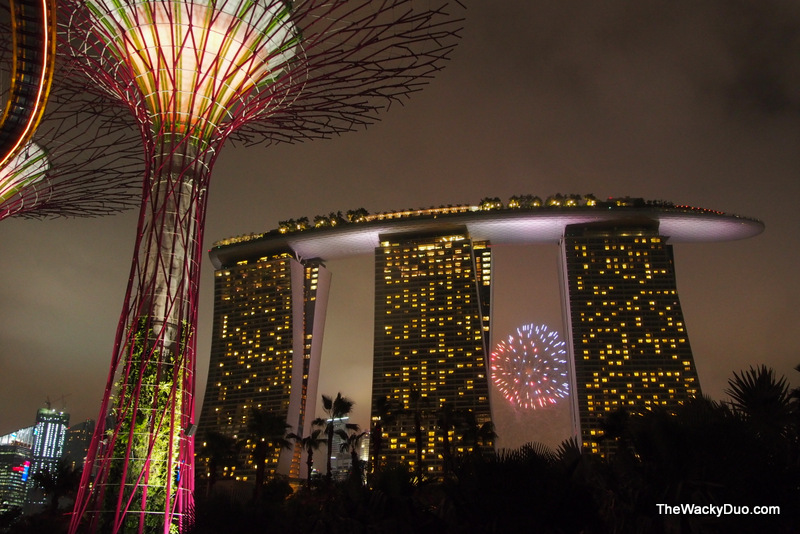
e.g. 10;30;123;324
0;425;34;512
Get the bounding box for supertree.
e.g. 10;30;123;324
0;98;143;220
1;0;56;170
491;324;570;410
58;1;464;532
1;11;142;220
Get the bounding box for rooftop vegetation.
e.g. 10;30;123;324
212;194;734;248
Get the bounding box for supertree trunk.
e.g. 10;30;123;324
72;134;215;534
59;1;465;531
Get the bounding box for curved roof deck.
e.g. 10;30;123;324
209;204;764;269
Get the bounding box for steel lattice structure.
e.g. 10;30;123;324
0;18;142;220
0;0;57;170
59;1;463;532
0;98;143;219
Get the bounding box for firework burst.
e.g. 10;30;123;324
491;324;569;409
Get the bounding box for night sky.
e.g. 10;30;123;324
1;1;798;451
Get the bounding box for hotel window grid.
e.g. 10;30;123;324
561;222;701;456
371;231;493;476
197;252;329;483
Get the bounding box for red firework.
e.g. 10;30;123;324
491;324;570;410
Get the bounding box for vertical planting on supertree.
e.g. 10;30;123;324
60;1;463;532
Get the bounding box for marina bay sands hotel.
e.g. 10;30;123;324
196;196;762;483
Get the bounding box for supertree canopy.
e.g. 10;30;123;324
59;1;464;532
0;141;49;208
0;17;142;220
491;324;570;410
0;0;56;170
0;101;143;220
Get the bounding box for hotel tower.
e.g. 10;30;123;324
197;248;331;485
371;229;494;476
200;198;760;482
560;219;701;455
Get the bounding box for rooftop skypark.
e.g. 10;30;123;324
212;195;763;254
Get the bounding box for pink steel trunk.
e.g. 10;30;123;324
58;1;464;531
71;134;217;533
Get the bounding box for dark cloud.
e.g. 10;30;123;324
709;0;800;116
473;1;800;122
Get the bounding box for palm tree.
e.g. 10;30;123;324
408;388;433;481
313;392;355;483
369;396;397;478
598;407;633;457
479;197;503;210
345;208;369;222
617;395;800;533
336;424;368;485
287;427;325;489
246;408;292;500
436;402;463;478
725;365;792;439
198;430;239;498
460;410;496;457
791;364;800;404
790;364;800;451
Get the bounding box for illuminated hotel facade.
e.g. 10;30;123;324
372;230;493;476
203;198;762;466
197;249;330;485
560;220;700;455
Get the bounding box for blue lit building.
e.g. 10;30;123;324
28;408;69;505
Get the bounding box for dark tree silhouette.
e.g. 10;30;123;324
459;410;496;457
336;425;368;485
246;408;291;500
287;427;324;489
436;402;461;478
184;366;800;534
31;457;82;515
198;431;239;498
369;396;397;479
408;388;433;481
314;393;355;483
726;364;792;439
